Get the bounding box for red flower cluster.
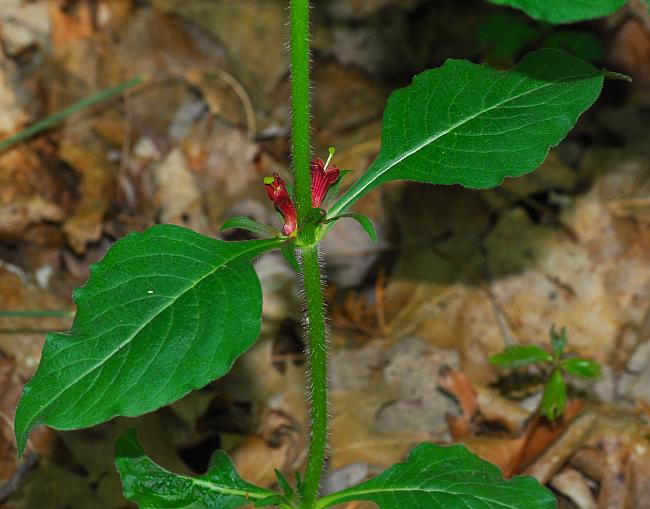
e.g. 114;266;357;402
264;155;340;236
310;157;340;208
264;172;297;236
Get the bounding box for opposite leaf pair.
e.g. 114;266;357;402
116;429;556;509
14;48;612;509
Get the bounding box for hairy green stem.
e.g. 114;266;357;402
300;247;328;509
290;0;312;221
289;1;327;506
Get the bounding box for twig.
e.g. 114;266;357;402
0;450;38;503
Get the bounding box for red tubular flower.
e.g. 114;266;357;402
311;157;340;208
264;172;297;236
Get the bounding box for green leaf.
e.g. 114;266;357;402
541;369;567;420
14;225;282;456
550;325;567;358
476;12;541;61
486;0;626;24
541;31;604;63
489;345;553;368
115;429;284;509
220;216;282;237
330;213;378;244
274;469;294;500
317;443;556;509
281;242;301;272
295;472;305;499
560;357;601;379
329;49;604;217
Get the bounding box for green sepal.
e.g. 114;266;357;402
560;357;601;379
274;469;295;500
221;216;283;237
297;208;327;247
541;369;567;420
489;345;553;369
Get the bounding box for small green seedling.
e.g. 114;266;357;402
490;326;602;420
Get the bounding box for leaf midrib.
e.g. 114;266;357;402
327;68;598;218
317;483;528;509
24;237;281;429
186;474;272;500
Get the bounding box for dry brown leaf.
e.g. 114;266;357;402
329;385;428;470
153;148;209;233
59;139;115;254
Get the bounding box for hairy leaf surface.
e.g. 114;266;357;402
318;443;556;509
115;429;284;508
15;225;282;455
486;0;625;23
329;49;604;217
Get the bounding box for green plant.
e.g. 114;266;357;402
12;1;623;508
476;12;604;63
490;326;602;420
486;0;627;23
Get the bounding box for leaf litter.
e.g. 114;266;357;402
0;1;649;508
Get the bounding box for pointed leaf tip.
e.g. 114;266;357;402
14;225;282;451
329;49;605;216
116;429;280;508
318;442;556;509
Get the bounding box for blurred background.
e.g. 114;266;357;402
0;0;649;508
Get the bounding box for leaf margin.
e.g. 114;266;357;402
14;225;283;456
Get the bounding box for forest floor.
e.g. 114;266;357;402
1;1;650;508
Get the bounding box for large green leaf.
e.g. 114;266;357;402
317;443;556;509
15;225;282;455
486;0;626;23
115;429;287;509
328;49;604;218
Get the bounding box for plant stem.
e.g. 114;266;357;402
290;0;312;221
289;1;327;506
300;246;328;509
